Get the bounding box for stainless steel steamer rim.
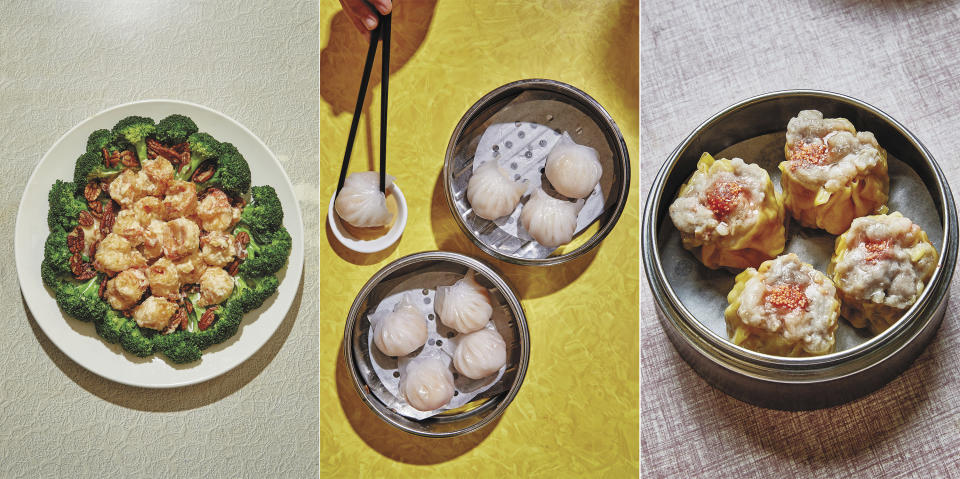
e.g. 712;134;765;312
343;251;530;437
642;90;959;410
444;79;631;266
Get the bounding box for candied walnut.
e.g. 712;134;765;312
98;276;108;299
105;268;148;311
78;210;95;227
67;227;84;254
120;150;139;168
133;296;178;331
84;182;101;202
69;253;97;280
198;307;217;331
226;259;240;276
88;200;103;218
191;161;216;183
164;307;188;334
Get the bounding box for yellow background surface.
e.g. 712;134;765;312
319;1;639;476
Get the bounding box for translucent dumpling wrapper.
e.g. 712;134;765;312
467;160;527;220
453;328;507;380
828;212;938;334
668;153;785;270
779;110;889;234
334;171;395;227
519;187;583;248
372;294;428;357
435;270;493;334
725;253;840;357
400;355;456;412
545;132;602;199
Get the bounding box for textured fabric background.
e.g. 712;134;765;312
642;1;960;477
0;1;318;477
319;1;639;476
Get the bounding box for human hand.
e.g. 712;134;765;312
339;0;393;36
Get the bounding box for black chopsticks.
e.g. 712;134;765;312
337;12;391;195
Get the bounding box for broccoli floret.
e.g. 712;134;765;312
73;151;123;189
192;299;244;350
155;114;198;145
232;274;280;313
95;311;126;344
86;129;127;154
112;116;156;162
154;331;202;364
240;185;284;235
235;226;291;277
197;142;251;196
176;132;221;180
43;229;72;283
118;318;155;357
47;180;87;232
54;276;108;323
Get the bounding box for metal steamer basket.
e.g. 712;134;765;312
642;90;958;410
343;251;530;436
444;79;631;266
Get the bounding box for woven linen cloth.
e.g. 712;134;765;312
642;1;960;477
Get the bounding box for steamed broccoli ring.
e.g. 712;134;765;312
42;113;290;364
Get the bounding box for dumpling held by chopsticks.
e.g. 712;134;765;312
335;171;395;227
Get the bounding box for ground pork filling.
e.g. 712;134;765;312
785;110;883;192
737;254;836;353
668;157;765;242
834;215;936;309
87;159;242;331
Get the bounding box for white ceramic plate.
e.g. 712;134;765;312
14;100;305;388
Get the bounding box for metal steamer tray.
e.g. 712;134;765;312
642;90;959;410
444;79;631;266
343;251;530;437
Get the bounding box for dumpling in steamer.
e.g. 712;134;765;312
453;328;507;379
334;171;394;227
373;295;428;357
466;160;526;220
545;133;602;199
435;270;493;334
400;356;455;412
828;212;938;334
519;187;583;248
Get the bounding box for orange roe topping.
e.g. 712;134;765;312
704;180;743;219
790;141;830;169
863;239;891;262
765;283;808;311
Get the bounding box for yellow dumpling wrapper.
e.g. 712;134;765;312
670;153;786;270
827;212;938;334
779;142;889;235
725;255;840;357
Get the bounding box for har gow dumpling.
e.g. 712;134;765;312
400;356;456;411
519;187;583;247
453;328;507;379
435;270;493;334
545;133;602;199
334;171;395;227
467;160;527;220
373;295;428;357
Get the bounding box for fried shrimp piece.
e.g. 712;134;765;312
112;209;145;246
140;219;169;260
94;233;147;274
147;257;181;298
133;296;178;331
197;189;240;232
200;231;237;267
163;217;200;261
173;251;208;284
105;268;149;311
163;180;198;220
139;156;175;196
108;169;144;207
132;196;164;226
198;267;234;307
